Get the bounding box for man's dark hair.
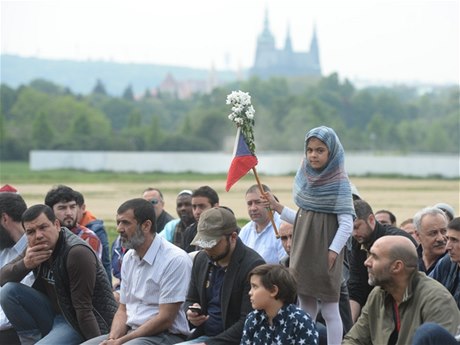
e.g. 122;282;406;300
375;209;397;224
448;217;460;231
248;264;297;305
44;185;78;208
192;186;219;206
74;190;85;206
0;193;27;222
117;198;156;234
22;204;56;228
353;199;374;221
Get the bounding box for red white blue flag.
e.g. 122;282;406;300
226;128;258;191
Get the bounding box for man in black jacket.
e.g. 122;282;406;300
178;207;265;345
0;204;117;345
347;199;417;323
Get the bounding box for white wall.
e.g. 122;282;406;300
30;151;460;178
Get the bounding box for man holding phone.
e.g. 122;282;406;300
176;207;265;345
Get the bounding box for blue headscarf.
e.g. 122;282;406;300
293;126;355;216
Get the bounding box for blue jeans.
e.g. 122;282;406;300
0;282;83;345
81;332;186;345
412;323;458;345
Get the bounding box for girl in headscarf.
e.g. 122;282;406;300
291;126;355;345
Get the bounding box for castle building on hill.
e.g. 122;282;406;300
250;9;322;79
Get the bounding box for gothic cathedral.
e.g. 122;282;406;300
250;9;321;79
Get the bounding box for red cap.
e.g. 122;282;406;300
0;184;18;193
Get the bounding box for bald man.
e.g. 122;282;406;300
343;236;460;345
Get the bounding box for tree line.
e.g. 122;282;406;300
1;73;458;161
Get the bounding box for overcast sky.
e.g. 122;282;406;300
1;0;459;84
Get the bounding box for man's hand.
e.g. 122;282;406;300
100;337;123;345
23;244;52;270
186;304;209;327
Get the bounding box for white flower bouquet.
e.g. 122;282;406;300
226;90;256;153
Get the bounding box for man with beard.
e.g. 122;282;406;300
0;191;34;345
347;199;417;324
159;189;195;249
414;206;448;274
176;207;265;345
45;185;102;258
0;204;117;345
343;236;460;345
112;188;184;297
82;198;192;345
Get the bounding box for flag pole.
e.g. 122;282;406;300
251;166;280;238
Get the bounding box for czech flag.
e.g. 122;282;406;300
226;128;258;191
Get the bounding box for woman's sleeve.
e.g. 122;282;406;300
329;214;353;254
280;206;297;225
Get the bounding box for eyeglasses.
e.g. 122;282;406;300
150;199;159;205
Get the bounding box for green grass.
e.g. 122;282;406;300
0;161;228;184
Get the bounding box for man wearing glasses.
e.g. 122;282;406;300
142;188;174;233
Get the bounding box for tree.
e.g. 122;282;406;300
32;112;55;149
127;109;142;128
122;84;135;101
92;79;107;95
0;84;17;118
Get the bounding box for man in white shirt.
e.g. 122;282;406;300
82;198;192;345
0;191;34;345
239;184;285;264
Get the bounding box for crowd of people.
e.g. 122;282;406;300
0;126;459;345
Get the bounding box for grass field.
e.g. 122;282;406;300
1;161;459;245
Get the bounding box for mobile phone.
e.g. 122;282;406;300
188;306;203;315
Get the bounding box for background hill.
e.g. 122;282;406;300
1;54;239;96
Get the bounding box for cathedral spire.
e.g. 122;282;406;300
309;21;321;70
284;21;292;52
263;6;270;35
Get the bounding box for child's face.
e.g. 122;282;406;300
306;137;329;170
249;275;275;311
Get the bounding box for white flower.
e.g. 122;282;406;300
226;90;256;153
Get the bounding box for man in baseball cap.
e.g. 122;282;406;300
190;206;236;249
179;207;265;345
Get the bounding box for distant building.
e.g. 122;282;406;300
251;9;321;79
155;65;219;100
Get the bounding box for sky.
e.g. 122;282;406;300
1;0;459;85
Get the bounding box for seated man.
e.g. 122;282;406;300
374;209;397;226
0;204;117;345
239;184;285;264
343;236;460;345
413;206;448;274
142;187;174;233
0;191;34;345
177;207;265;345
348;199;417;323
45;185;102;259
159;189;195;249
82;198;192;345
181;186;219;253
430;216;460;309
278;221;293;266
